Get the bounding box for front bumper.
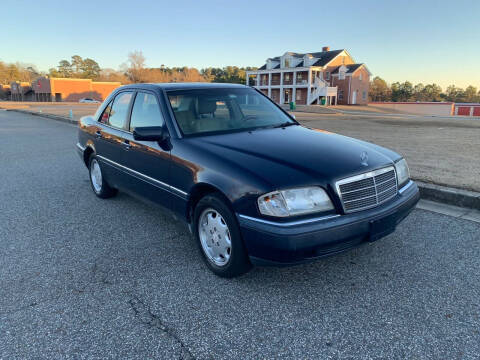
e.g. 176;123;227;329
237;180;420;266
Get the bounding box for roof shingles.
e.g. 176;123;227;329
260;49;344;69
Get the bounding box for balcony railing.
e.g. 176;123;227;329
296;79;308;85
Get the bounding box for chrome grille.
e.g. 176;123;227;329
336;167;398;213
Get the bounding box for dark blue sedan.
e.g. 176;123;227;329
76;83;419;277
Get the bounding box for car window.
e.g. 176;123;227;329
108;92;133;129
99;100;113;124
129;92;164;131
167;88;294;136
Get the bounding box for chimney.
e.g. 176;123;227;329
322;46;330;52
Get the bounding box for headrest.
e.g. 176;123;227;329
197;98;217;114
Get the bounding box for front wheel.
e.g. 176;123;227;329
88;154;117;199
194;193;252;278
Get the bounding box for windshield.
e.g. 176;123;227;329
167;87;296;136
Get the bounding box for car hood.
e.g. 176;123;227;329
188;125;401;190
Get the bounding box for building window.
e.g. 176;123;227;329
338;90;344;100
325;72;330;80
296;91;301;101
359;73;363;81
339;71;345;80
284;58;290;68
362;91;367;100
284;73;290;81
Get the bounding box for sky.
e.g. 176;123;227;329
2;0;479;89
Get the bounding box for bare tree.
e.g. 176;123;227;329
126;51;146;83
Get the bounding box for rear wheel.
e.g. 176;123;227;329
88;154;117;199
194;193;251;277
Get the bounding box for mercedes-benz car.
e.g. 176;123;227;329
76;83;419;277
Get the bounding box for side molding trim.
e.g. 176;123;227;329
96;154;188;199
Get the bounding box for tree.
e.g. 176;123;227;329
390;82;401;102
399;81;414;101
57;60;73;77
423;84;442;102
126;50;146;83
80;58;100;79
369;76;391;101
413;83;425;101
97;68;129;83
71;55;83;74
464;85;478;102
445;85;465;102
200;66;257;84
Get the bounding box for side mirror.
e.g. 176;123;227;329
289;112;296;120
133;126;168;142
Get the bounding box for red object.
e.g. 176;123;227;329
473;107;480;116
457;106;470;116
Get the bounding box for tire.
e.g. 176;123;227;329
88;154;117;199
193;193;252;278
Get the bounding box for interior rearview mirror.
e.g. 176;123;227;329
133;126;168;142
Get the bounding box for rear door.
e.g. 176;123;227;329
95;91;134;188
121;91;174;209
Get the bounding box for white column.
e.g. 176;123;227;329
307;69;312;105
268;72;272;98
245;72;250;86
280;72;284;104
292;71;297;103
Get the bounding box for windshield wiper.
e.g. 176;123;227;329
272;121;297;128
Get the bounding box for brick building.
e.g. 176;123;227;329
0;84;11;100
10;81;34;101
246;47;371;105
31;77;121;102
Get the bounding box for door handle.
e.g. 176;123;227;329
95;131;102;139
122;140;131;150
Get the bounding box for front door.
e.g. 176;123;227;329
352;90;357;104
95;91;134;189
122;91;173;210
284;89;290;104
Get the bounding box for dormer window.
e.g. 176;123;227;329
284;58;290;68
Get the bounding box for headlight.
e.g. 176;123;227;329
395;158;410;188
258;187;334;217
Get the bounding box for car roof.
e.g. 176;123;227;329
116;82;249;92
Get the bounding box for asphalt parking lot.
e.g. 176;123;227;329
1;111;479;359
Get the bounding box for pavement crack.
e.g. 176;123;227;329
90;261;113;285
128;295;195;360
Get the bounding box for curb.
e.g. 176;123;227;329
6;109;480;210
7;109;78;125
415;180;480;210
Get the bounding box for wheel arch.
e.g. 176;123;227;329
186;183;233;224
83;145;95;167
